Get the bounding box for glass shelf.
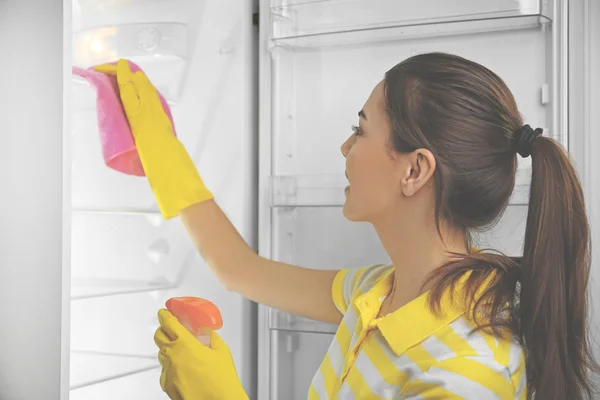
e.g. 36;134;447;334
71;277;176;300
70;290;167;364
270;172;530;207
69;367;164;400
72;209;163;227
70;351;159;391
270;0;553;49
70;212;196;299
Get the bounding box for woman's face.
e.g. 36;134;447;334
341;81;406;222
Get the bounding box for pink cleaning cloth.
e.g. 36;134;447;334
72;60;176;177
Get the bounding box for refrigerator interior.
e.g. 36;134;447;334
69;0;257;398
258;0;564;399
64;0;574;399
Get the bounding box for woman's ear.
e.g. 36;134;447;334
400;149;436;196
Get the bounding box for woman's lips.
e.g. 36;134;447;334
345;172;350;194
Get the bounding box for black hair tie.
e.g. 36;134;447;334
516;124;543;158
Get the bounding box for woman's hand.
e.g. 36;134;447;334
94;59;213;219
154;309;249;400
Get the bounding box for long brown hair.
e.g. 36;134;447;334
383;52;597;399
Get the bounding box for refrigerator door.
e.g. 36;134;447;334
258;0;566;398
69;0;257;398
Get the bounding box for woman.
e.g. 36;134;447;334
96;52;597;399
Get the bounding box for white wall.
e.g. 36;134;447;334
0;1;68;399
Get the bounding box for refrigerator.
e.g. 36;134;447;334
1;0;598;399
69;0;258;399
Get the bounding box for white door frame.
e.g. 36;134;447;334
568;0;600;385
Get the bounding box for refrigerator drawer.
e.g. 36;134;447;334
270;329;334;400
269;0;552;48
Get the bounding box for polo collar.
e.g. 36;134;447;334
359;269;469;357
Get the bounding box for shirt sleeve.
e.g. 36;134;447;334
331;264;387;314
400;355;517;399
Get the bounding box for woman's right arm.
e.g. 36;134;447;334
180;200;343;325
95;60;342;324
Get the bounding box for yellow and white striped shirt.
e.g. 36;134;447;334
308;264;527;399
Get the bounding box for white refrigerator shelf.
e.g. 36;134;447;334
70;246;196;300
71;277;177;300
269;0;552;49
70;211;197;300
72;208;164;226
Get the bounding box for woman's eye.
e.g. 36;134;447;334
351;124;362;136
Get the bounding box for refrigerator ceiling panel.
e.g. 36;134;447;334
72;0;203;102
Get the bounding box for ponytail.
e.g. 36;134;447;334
519;136;596;399
425;136;597;399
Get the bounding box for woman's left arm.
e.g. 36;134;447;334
154;309;249;400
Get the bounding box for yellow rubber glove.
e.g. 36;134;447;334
94;59;213;219
154;309;249;400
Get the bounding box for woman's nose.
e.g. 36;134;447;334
341;135;354;158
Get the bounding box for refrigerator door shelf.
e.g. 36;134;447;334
269;172;531;207
270;174;347;207
269;308;338;334
269;32;550;202
271;206;390;270
269;0;552;49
